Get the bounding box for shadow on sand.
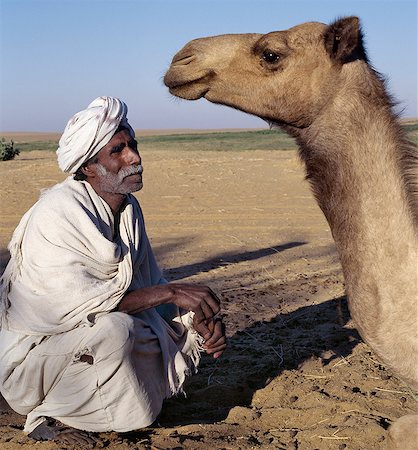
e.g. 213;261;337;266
161;241;307;281
157;295;358;424
116;295;359;447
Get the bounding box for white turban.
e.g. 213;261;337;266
57;96;135;173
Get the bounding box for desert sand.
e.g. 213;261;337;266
0;147;416;450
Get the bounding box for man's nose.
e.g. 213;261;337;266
125;147;141;165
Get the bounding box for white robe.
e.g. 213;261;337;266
0;178;202;433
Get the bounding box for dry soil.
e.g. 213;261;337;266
0;148;416;450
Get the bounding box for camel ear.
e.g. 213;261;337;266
324;16;367;63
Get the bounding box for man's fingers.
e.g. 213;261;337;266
205;340;226;355
213;350;224;359
192;313;212;340
203;319;225;346
199;298;217;320
192;305;206;324
169;283;224;342
173;283;221;318
196;287;220;318
203;319;226;358
205;342;227;359
183;288;226;356
206;286;221;306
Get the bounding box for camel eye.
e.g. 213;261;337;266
262;51;280;63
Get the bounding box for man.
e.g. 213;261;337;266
0;96;226;446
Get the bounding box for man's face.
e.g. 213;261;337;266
91;129;143;194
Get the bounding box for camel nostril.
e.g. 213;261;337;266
172;54;196;65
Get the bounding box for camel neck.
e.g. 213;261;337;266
297;98;415;236
296;110;418;388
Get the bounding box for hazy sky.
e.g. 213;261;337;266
0;0;417;132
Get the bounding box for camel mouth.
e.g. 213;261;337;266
164;70;214;100
168;83;209;101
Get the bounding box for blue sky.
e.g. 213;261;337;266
0;0;417;132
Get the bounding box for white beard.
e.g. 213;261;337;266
96;163;143;194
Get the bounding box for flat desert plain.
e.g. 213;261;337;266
0;135;417;449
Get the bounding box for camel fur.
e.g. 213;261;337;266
164;16;418;449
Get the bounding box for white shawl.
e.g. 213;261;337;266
0;177;166;335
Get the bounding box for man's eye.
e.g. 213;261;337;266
262;51;280;63
110;144;124;154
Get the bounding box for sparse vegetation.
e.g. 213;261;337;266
403;122;418;132
139;129;297;151
0;139;19;161
8;140;58;153
0;120;416;153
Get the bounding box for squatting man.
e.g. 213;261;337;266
0;96;226;445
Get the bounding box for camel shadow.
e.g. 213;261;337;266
161;241;307;281
152;297;361;427
116;295;359;447
154;295;359;428
0;240;307;279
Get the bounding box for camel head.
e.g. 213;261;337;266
164;17;367;129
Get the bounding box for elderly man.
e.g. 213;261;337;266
0;97;226;445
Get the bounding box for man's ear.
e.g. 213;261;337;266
324;16;367;64
81;164;96;178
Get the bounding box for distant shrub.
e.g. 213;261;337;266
0;139;20;161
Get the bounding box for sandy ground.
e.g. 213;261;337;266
0;149;416;450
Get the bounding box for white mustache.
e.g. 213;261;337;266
120;165;143;179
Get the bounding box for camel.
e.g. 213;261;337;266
164;16;418;448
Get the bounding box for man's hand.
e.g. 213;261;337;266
167;283;221;341
118;282;226;356
202;318;226;359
